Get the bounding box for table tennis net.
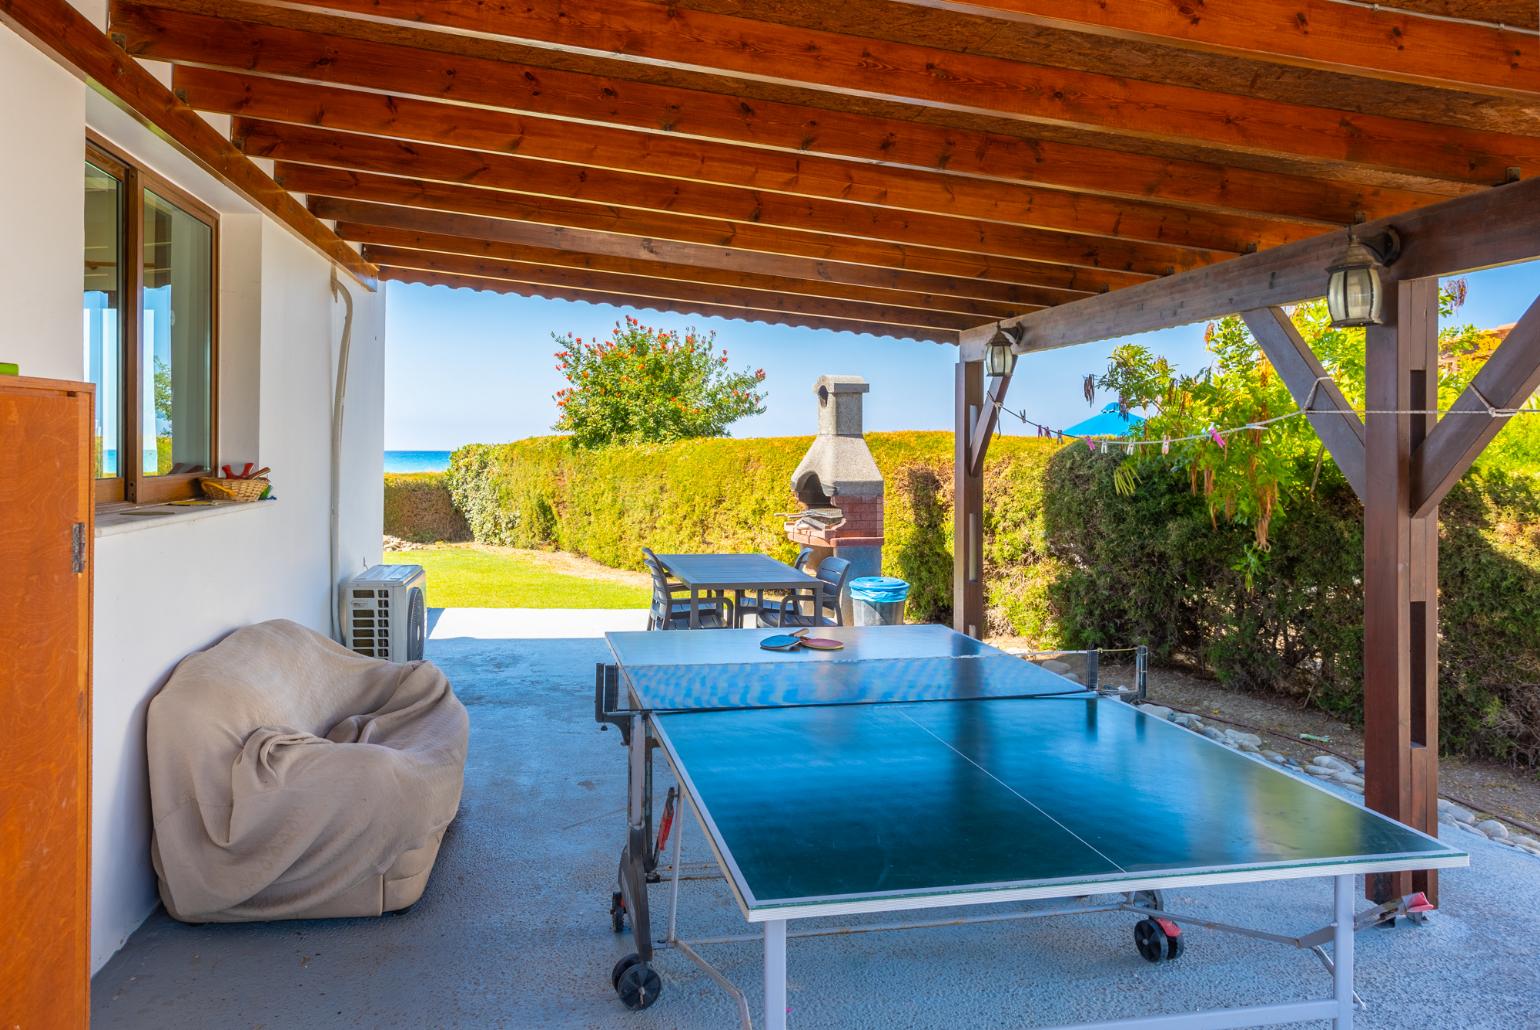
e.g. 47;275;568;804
620;653;1095;713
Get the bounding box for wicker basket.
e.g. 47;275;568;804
199;476;270;502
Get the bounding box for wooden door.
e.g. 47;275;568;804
0;377;93;1028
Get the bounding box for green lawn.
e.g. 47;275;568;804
384;545;650;609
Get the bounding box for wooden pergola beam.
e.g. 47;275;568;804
1411;291;1540;517
969;176;1540;353
1240;308;1367;500
245;120;1227;275
209;84;1320;255
884;0;1537;98
1362;277;1441;904
314;199;1088;309
339;223;1027;320
0;0;375;286
251;0;1540;185
285;164;1149;294
364;245;990;332
379;267;959;345
159;41;1454;228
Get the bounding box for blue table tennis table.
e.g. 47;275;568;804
594;625;1465;1030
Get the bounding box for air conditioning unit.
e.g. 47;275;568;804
343;564;427;662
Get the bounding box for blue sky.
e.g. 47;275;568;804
384;260;1538;450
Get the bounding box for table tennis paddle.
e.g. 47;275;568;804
797;636;845;651
759;628;809;651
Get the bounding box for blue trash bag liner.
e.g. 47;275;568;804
849;576;910;603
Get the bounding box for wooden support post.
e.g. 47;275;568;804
954;358;986;638
1362;277;1440;905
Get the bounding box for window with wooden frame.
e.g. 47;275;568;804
84;137;218;505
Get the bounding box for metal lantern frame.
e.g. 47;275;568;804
986;324;1023;378
1326;227;1402;328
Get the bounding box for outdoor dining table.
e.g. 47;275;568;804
652;553;823;629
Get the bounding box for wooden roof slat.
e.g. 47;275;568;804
380;266;961;344
161;44;1455;228
243;120;1232;274
338;223;1028;320
314;198;1091;308
801;0;1538;99
685;0;1536;137
197;76;1322;253
284;164;1152;293
364;245;993;330
223;0;1540;184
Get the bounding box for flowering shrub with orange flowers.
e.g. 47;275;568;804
552;317;767;448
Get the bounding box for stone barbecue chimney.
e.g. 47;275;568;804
786;376;883;619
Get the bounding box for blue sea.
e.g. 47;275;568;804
385;450;453;473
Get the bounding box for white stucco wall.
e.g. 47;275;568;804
90;224;386;970
0;27;85;380
0;21;387;972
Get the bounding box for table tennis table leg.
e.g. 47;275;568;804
1334;874;1355;1029
764;919;788;1030
620;712;655;962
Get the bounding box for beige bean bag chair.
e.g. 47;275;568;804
147;619;469;922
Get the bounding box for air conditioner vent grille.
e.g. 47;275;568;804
341;564;427;664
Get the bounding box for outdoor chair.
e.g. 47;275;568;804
733;546;814;628
645;556;733;630
758;555;853;628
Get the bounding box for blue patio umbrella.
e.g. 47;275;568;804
1061;403;1145;438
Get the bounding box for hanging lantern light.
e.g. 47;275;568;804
985;323;1023;378
1326;226;1401;328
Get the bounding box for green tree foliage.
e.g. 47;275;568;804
1096;284;1538;551
551;317;767;448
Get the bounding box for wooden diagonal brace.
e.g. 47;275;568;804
1412;291;1540;519
968;372;1012;478
1242;307;1367;502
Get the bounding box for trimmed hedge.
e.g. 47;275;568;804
383;472;471;543
445;434;1540;764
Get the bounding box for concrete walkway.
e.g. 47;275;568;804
93;615;1540;1028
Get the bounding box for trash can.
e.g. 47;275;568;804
849;576;909;626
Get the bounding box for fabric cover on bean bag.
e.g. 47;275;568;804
147;619;469;922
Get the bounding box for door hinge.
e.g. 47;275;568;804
71;522;87;574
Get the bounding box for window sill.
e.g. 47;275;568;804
95;498;277;538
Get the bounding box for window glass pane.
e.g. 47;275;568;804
141;189;212;476
84;161;123;479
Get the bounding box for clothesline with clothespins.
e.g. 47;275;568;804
998;375;1540;455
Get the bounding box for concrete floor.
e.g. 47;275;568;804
93;615;1540;1029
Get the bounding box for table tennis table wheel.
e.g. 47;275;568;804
610;890;626;933
612;953;662;1010
1134;917;1184;963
